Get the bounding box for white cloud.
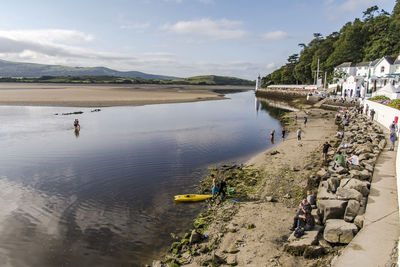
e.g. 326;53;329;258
0;29;94;44
261;31;290;40
161;18;246;40
0;29;261;79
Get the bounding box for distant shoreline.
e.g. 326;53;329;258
0;83;253;107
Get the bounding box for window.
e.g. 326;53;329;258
381;66;385;73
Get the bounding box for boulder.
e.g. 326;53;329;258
336;187;363;201
189;230;203;244
349;170;361;179
331;166;347;175
355;145;373;154
358;153;371;161
317;200;348;223
349;164;362;171
317;182;337;200
324;219;358;244
327;177;340;193
362;162;374;172
354;215;365;229
378;139;386;150
285;228;321;256
359;170;372;180
303;246;326;259
344;199;360;222
316;168;330;179
339;179;370;197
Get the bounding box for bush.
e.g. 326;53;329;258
369;95;390;101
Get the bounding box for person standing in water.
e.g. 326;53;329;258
270;130;275;143
74;119;80;129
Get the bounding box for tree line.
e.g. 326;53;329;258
262;1;400;86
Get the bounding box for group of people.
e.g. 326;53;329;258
290;190;316;234
211;174;227;202
270;129;286;143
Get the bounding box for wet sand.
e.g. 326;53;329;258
0;83;252;107
179;108;339;266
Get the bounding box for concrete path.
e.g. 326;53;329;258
332;129;399;267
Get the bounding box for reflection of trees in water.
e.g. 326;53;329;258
256;98;291;121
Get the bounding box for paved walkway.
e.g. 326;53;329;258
332;127;399;267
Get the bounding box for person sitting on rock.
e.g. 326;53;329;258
306;190;316;209
332;151;345;169
347;153;359;166
290;199;312;231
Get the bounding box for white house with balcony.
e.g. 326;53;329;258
333;55;400;99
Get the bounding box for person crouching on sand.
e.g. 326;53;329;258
211;175;219;199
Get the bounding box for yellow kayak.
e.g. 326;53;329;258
174;194;213;202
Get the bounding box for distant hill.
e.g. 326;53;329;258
169;75;254;86
0;59;178;80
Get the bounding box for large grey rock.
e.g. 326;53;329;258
378;139;386;150
324;219;358;244
317;200;348;223
316;168;330;179
336;187;363;201
354;215;365;229
317;181;337;200
344;199;360;222
358;153;371;161
362;162;374;172
303;246;326;258
285;227;321;256
331;166;347;174
355;145;373;154
359;169;372;180
327;177;340;193
339;179;370;197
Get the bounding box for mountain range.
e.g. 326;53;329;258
0;59;178;80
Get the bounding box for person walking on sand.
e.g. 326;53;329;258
297;128;302;141
294;114;297;125
390;130;397;151
282;128;286;140
304;117;308;126
322;141;332;161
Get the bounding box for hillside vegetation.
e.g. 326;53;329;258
0;59;177;80
262;1;400;86
0;75;254;86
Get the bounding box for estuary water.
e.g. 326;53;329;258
0;91;283;266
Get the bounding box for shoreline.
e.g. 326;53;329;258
0;83;252;107
154;107;339;266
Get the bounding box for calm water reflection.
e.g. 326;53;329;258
0;91;283;266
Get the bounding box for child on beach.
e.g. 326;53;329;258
211;175;218;199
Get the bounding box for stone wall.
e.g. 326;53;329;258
285;111;387;258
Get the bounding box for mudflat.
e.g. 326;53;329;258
0;83;252;107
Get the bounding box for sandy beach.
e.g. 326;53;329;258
158;108;340;266
0;83;252;107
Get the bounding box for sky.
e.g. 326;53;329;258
0;0;396;79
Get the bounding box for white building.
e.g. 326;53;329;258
333;55;400;98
